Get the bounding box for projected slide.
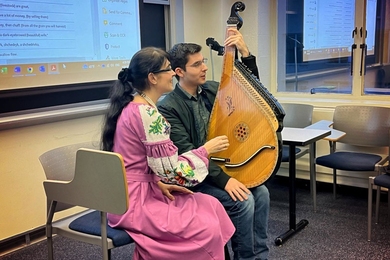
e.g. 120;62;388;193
0;0;140;91
303;0;376;62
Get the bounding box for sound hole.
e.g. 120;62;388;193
234;123;250;142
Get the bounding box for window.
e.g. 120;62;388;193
277;0;390;95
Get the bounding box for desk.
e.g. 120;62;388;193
305;120;346;142
275;127;331;246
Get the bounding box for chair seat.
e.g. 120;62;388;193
69;211;133;247
316;152;382;171
281;145;302;162
373;173;390;188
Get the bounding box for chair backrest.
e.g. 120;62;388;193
281;103;314;128
39;141;99;212
333;105;390;147
42;148;129;215
39;141;99;181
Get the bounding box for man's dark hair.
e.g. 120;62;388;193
168;43;202;80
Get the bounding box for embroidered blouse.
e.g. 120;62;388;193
114;102;210;187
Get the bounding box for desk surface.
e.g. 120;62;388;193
282;127;331;146
304;120;346;141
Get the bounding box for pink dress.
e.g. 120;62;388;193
108;102;235;260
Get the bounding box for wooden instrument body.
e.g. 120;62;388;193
207;27;284;188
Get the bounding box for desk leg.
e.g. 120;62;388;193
309;142;317;212
275;144;309;246
288;144;297;230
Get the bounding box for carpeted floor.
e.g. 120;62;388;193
1;176;389;260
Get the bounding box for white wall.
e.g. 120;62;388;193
0;115;103;240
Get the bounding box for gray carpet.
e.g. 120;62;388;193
2;176;389;260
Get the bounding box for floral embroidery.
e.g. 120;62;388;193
174;172;187;186
144;107;169;135
145;106;156;117
158;165;198;186
163;123;170;135
149;115;168;135
141;105;207;187
179;163;195;178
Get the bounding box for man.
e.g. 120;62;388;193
158;28;270;260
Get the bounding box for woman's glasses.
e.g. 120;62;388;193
152;58;208;74
151;66;173;74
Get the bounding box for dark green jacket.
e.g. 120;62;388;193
158;55;259;189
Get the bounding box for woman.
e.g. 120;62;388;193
101;47;235;260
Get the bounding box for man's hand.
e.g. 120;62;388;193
224;28;250;57
157;181;193;201
224;178;251;201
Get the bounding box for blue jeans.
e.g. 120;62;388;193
193;182;270;260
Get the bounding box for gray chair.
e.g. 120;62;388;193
281;103;314;162
368;167;390;241
281;103;314;129
39;142;132;260
316;105;390;199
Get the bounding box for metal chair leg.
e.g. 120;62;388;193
101;212;109;260
47;235;54;260
329;141;337;200
375;186;381;224
388;190;390;216
368;177;374;241
333;168;337;199
46;201;56;260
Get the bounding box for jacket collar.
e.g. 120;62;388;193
173;82;210;99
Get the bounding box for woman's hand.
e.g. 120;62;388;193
157;181;193;201
203;135;229;154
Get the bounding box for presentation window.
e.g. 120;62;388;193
0;0;167;114
0;0;141;92
277;0;390;95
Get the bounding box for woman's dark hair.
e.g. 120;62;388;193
168;43;202;81
101;47;169;151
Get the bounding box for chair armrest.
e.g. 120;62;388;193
305;120;346;142
43;180;75;206
305;120;334;129
375;156;389;172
